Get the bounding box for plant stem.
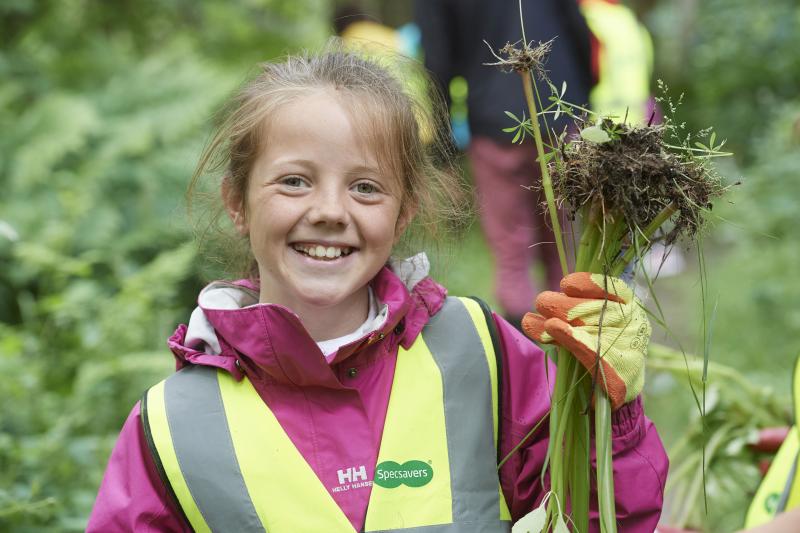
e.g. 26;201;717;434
547;349;572;522
595;394;616;533
611;203;678;276
520;66;579;529
577;214;619;533
569;378;591;533
647;344;768;399
575;205;600;268
520;70;568;276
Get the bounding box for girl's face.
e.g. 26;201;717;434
227;89;407;331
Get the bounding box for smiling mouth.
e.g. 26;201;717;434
291;243;354;260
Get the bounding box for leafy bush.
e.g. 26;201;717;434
648;0;800;163
646;99;800;531
708;101;800;376
0;2;327;530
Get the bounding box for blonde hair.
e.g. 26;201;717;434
188;40;471;279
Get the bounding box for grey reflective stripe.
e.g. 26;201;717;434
776;453;798;513
163;365;265;533
369;520;510;533
422;297;502;526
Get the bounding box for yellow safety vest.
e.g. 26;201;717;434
580;0;653;125
745;356;800;528
142;297;512;532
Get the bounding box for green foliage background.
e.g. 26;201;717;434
632;0;800;530
1;0;799;531
0;1;327;530
641;0;800;409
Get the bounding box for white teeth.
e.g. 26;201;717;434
293;244;351;259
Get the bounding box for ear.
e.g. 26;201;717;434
394;202;418;243
221;176;248;236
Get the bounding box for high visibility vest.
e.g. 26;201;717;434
142;297;512;532
580;0;653;125
745;356;800;528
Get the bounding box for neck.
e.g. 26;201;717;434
260;287;370;342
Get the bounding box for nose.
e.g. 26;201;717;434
306;185;349;226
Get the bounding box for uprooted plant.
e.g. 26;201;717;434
488;34;733;533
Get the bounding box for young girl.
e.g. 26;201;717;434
88;45;667;532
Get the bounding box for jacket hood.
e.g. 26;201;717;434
167;253;447;386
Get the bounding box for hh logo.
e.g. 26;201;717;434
337;465;367;485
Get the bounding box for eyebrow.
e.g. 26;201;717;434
271;158;381;175
345;164;382;176
269;158;317;170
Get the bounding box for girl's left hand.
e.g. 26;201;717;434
521;272;650;410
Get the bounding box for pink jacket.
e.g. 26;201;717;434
87;264;668;532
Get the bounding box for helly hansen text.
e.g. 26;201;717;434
337;465;367;485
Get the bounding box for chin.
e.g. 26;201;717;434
294;287;357;310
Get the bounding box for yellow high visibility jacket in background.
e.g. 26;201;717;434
745;356;800;528
580;0;653;125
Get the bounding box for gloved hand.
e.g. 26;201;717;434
521;272;650;410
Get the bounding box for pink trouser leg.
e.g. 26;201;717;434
468;136;564;317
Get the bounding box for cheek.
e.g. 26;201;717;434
247;193;288;229
243;202;283;250
372;206;405;250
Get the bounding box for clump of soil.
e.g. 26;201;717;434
553;119;726;244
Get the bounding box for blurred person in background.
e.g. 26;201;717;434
414;0;594;328
333;3;435;146
579;0;656;125
332;3;420;59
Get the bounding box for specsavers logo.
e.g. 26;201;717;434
374;460;433;488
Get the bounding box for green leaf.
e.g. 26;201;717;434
537;151;555;164
512;505;546;533
580;125;612;143
554;515;570;533
512;128;522;144
504;110;521;122
502;126;518;133
521;119;534;134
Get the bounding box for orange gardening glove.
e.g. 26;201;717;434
521;272;651;410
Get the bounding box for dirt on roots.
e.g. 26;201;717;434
552;119;726;244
